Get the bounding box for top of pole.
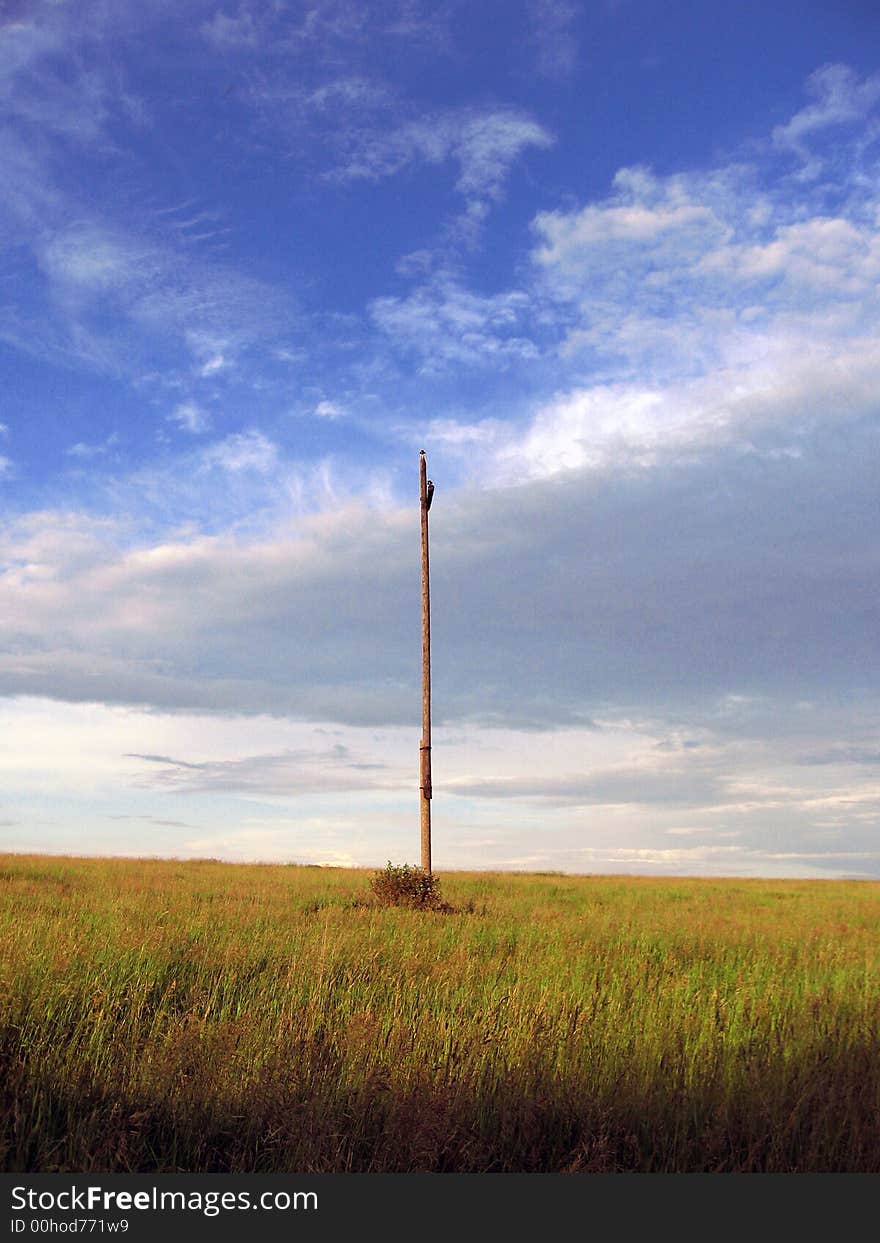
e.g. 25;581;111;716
420;449;433;509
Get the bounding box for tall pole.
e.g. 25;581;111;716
419;449;433;874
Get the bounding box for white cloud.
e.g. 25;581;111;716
201;7;261;49
530;138;880;384
40;227;154;292
64;433;119;459
0;6;130;149
488;335;880;482
198;353;227;377
170;401;211;434
239;62;552;237
200;429;278;473
529;0;579;78
534;173;722;261
451;111;555;201
1;402;878;730
303;75;395;113
114;446;391;534
482;84;880;489
371;272;539;369
2;68;879;743
323;104;553;243
772;63;880;168
314;399;344;419
697;216;878;300
15;213;294;381
127;741;399;797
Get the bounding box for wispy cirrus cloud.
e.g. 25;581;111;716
371;271;541;370
201;6;262;49
329;106;553;243
127;742;396;796
0;5;293;398
203;0;455;58
238;62;552;244
169;401;211;434
15;214;294;386
772;62;880;171
200;429;278;473
64;434;120;459
528;0;579;78
0;3;138;149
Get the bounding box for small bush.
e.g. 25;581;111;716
369;862;450;911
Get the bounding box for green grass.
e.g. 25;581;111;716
1;852;878;1172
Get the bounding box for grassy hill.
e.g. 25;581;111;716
1;852;878;1172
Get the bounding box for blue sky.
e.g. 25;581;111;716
3;0;880;877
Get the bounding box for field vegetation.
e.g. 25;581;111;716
1;852;878;1172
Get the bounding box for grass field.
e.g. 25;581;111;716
1;852;878;1172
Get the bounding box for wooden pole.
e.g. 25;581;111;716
419;449;433;874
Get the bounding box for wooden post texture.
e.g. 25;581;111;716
419;449;432;874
